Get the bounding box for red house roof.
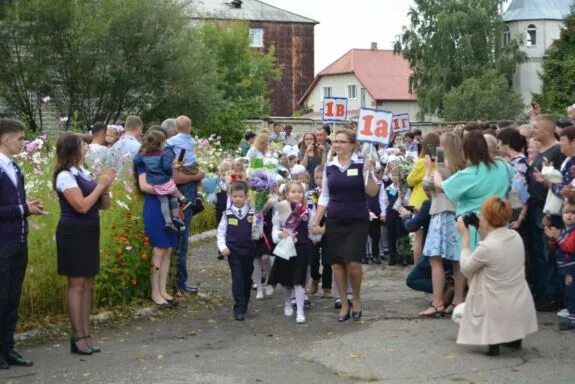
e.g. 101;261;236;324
299;49;416;105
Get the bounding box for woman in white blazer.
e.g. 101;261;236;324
456;196;538;356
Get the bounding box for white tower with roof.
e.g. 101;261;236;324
503;0;573;102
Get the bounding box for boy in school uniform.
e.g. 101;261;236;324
216;181;256;321
0;118;46;369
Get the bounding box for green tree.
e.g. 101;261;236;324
443;69;524;121
394;0;525;119
537;6;575;116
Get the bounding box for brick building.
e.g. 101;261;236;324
191;0;318;116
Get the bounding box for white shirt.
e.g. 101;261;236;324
318;152;363;207
0;152;18;187
216;204;250;252
108;135;141;169
86;143;110;167
55;166;94;193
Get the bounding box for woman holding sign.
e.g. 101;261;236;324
311;129;379;322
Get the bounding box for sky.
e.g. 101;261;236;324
262;0;513;75
262;0;415;74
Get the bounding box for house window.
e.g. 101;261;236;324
503;26;511;47
249;28;263;48
347;84;358;99
322;86;332;98
526;24;537;46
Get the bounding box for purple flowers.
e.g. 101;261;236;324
248;171;275;192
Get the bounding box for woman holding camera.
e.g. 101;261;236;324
456;197;537;356
54;133;116;355
299;132;326;189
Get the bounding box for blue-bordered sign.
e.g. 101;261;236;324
322;97;348;121
356;107;393;145
392;113;411;134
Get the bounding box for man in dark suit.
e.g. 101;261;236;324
0;118;46;369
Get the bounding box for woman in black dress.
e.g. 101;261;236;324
54;133;116;355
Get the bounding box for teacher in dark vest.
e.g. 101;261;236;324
54;133;116;355
0;118;46;369
311;129;379;321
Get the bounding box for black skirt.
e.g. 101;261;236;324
56;220;100;277
325;219;369;264
268;243;311;288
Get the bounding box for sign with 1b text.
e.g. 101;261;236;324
322;97;348;121
392;113;410;134
356;108;393;145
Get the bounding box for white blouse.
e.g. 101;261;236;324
55;167;94;193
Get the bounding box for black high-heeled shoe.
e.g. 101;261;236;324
87;335;101;353
338;307;351;322
352;310;363;320
71;336;93;356
485;344;500;356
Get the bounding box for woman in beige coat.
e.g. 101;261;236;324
456;197;538;356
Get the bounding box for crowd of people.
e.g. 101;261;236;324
2;102;575;367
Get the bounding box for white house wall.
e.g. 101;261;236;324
376;101;422;120
304;74;374;112
507;19;565;102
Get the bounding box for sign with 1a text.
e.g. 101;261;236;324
356;108;394;145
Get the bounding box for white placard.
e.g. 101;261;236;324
322;97;348;121
356;108;393;145
392;113;410;133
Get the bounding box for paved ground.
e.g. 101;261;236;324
1;238;574;384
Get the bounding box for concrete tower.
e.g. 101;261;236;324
503;0;573;102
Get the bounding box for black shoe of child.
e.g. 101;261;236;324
559;320;575;331
361;256;369;265
179;197;192;211
172;216;185;228
234;312;245;321
334;298;342;309
217;251;224;260
191;198;205;215
373;256;382;265
304;299;312;310
165;223;178;233
504;339;522;349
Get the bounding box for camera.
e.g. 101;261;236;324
459;211;479;228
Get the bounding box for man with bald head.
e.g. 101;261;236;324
528;114;564;312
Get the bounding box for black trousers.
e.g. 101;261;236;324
368;220;382;258
387;213;407;262
227;253;255;315
310;242;332;290
0;243;28;355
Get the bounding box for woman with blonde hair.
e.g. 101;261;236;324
456;197;537;356
419;132;466;316
407;132;441;264
246;133;270;160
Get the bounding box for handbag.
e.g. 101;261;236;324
542;165;564;215
504;162;523;209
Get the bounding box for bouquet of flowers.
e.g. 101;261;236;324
273;200;308;260
201;175;220;204
390;156;414;197
248;157;277;239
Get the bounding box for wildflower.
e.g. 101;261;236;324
130;278;137;286
59;116;69;123
140;253;148;261
42;96;51;103
125;244;132;251
115;249;122;257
